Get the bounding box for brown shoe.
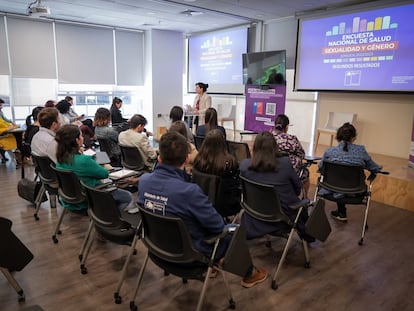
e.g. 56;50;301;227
240;267;268;288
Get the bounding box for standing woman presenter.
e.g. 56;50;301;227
192;82;212;131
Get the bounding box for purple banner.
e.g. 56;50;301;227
244;84;286;132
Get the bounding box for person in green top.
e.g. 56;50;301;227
55;124;133;211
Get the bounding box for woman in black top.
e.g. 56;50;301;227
110;97;128;125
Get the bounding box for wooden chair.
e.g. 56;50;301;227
314;112;357;152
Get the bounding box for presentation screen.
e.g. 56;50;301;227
294;2;414;92
187;27;248;95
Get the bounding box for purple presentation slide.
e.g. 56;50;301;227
244;85;286;132
296;3;414;92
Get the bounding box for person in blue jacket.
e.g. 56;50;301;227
319;122;382;221
137;131;268;288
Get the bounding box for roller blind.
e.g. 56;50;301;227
7;17;56;78
0;17;9;75
115;30;144;86
55;23;115;84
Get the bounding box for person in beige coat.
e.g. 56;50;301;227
192;82;212;129
118;114;157;170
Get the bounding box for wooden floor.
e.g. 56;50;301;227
1;161;414;311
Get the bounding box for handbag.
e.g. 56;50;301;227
17;178;47;204
17;163;47;205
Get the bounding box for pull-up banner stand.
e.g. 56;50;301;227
244;84;286;132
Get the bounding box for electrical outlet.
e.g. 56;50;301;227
157;113;162;118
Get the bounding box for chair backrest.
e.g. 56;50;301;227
217;103;236;120
51;166;86;204
31;154;57;185
324;112;357;130
319;161;367;194
81;181;130;231
239;175;289;223
191;168;220;206
97;137;114;158
227;140;251;163
138;205;205;264
119;145;146;171
0;217;34;271
193;135;204;151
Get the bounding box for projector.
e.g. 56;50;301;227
28;5;51;17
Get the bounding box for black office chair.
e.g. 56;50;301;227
239;175;314;290
191;168;241;220
119;144;147;172
227;140;251;163
129;205;237;311
31;154;59;220
0;217;34;302
97;136;121;167
193;135;205;151
314;160;388;245
50;166;87;244
80;182;141;304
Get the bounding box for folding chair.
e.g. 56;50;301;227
129;205;237;311
119;144;147;173
50;166;87;244
0;217;34;302
193;135;205;151
314;160;388;245
80;182;141;304
191;168;241;220
239;175;312;290
31;154;58;220
227;140;251;163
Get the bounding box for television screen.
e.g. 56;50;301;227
243;50;286;85
187;27;248;95
294;2;414;92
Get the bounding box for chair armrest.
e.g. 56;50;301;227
204;224;239;244
367;170;389;182
288;199;310;210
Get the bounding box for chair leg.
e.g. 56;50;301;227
219;269;236;309
79;220;93;261
359;198;372;245
49;193;57;209
271;227;296;290
79;227;96;275
0;267;25;302
33;184;46;221
302;240;310;268
314;131;320;153
52;208;67;243
196;266;213;311
129;253;149;310
114;233;140;304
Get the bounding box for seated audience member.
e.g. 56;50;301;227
44;100;56;107
65;96;93;130
270;114;309;195
110;97;128;126
55;124;132;212
240;131;314;242
137;131;267;288
168;120;197;174
118;114;157;171
21;106;43;159
30;107;60;163
94;107;121;164
196;107;226;139
193;129;241;217
169;105;194;143
0;98;18;165
319;122;382;222
56;99;95;148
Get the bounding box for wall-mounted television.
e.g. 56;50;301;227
294;1;414;92
242;50;286;85
187;26;248;95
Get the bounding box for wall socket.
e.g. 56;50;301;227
157;113;162;118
